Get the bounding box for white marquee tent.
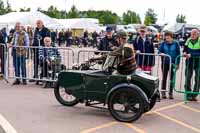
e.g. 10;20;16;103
0;12;102;32
0;11;61;29
54;18;101;32
162;23;185;33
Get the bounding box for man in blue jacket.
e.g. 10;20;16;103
30;20;51;83
159;31;181;99
183;29;200;101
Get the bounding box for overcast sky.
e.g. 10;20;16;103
3;0;200;24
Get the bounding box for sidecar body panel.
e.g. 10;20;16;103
58;70;86;98
58;70;110;100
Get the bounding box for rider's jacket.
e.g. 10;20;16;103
110;43;137;75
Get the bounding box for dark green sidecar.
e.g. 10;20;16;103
54;60;160;122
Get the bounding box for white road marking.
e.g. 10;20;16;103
0;114;17;133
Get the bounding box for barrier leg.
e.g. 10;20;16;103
184;91;188;104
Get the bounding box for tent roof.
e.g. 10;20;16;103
0;11;60;27
184;24;200;30
162;23;184;33
54;18;101;32
163;23;200;33
128;24;143;30
54;18;99;25
126;28;137;33
147;26;158;32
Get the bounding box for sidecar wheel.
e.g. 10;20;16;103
108;88;145;122
54;82;79;106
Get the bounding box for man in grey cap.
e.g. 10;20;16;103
91;30;137;75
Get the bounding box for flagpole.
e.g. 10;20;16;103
65;0;67;19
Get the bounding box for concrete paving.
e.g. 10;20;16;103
0;46;199;133
0;80;199;133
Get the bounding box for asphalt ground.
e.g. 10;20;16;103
0;126;6;133
0;46;199;133
0;79;199;133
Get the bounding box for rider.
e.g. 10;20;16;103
91;30;137;75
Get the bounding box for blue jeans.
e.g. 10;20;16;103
13;53;26;80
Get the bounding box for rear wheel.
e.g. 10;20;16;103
54;82;79;106
108;88;145;122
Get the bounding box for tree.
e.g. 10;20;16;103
144;15;151;26
60;10;67;19
37;6;62;18
79;10;120;24
99;11;119;24
45;6;61;18
136;14;141;24
20;7;31;12
176;14;186;23
67;5;79;18
144;8;158;24
36;5;120;24
0;0;6;15
122;10;140;24
5;0;12;13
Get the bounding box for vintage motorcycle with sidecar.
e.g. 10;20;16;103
54;55;160;122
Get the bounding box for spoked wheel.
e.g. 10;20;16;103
108;88;145;122
54;82;79;106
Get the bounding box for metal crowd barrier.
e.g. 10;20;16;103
5;45;74;82
77;50;110;69
77;50;110;64
174;55;200;103
136;52;172;93
1;44;175;94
